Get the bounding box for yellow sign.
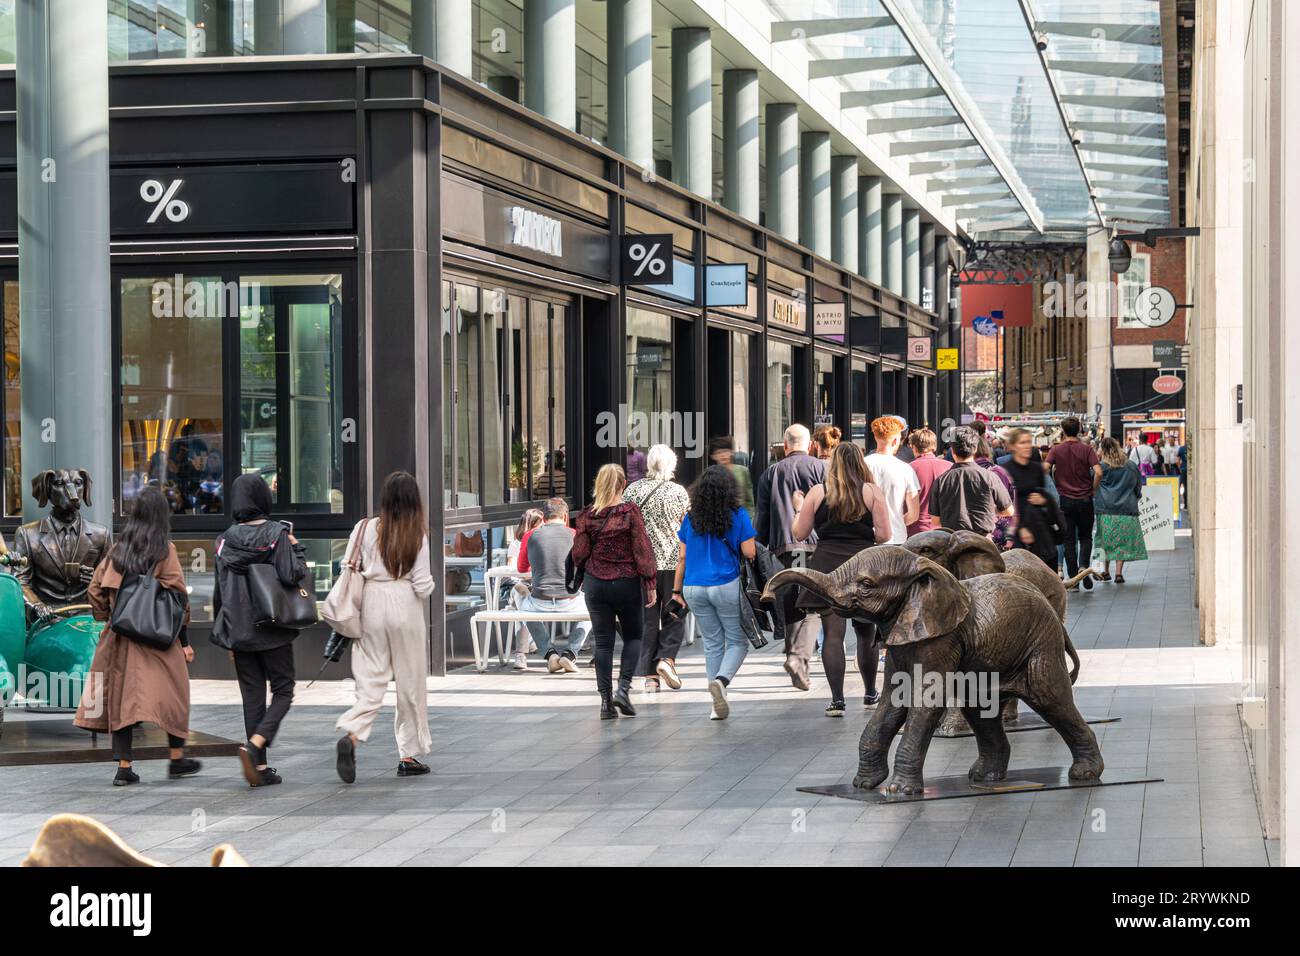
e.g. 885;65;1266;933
936;348;959;370
1146;476;1181;519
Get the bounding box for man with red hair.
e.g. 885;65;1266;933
864;416;920;544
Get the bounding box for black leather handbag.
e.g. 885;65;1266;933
247;563;319;630
723;540;769;650
110;573;187;650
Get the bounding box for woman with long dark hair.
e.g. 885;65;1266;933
667;465;757;720
334;471;435;782
788;442;892;715
571;464;657;719
212;473;307;787
1092;437;1147;584
74;487;199;786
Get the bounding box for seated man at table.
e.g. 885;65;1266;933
516;498;590;673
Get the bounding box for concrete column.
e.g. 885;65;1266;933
671;27;712;198
920;222;936;311
799;131;831;257
607;0;654;168
16;0;112;525
1085;229;1112;431
1188;0;1245;653
411;0;473;77
722;69;759;221
903;208;921;304
282;0;327;54
765;103;799;240
830;156;858;271
883;193;903;296
525;0;576;129
860;175;882;283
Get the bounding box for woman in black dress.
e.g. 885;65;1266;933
1002;428;1065;570
789;442;893;715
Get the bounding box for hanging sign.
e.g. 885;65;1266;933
620;233;674;285
972;315;998;337
1152;374;1184;395
705;264;748;306
814;302;846;336
1134;286;1176;328
936;348;959;370
907;337;932;363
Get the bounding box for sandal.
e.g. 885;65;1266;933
1097;571;1112;582
1114;574;1126;584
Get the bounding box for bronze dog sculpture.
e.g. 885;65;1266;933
901;530;1085;730
12;469;112;620
763;546;1103;794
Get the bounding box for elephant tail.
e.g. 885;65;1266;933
1063;567;1095;589
1064;630;1081;684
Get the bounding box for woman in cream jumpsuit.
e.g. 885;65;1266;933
335;472;435;780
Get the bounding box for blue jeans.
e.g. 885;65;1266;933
683;581;748;683
518;593;591;656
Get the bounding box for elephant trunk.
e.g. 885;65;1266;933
1064;567;1095;589
761;567;838;606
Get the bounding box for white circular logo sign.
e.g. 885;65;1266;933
1134;285;1176;328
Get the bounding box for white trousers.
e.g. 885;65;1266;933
335;579;432;758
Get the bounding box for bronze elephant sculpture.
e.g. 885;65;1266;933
763;546;1103;794
901;530;1084;730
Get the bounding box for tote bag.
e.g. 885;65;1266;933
110;572;186;650
321;518;371;638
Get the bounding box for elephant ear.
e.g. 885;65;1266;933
887;557;972;646
948;531;1005;578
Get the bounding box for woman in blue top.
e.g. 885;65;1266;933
667;466;757;720
1092;436;1147;584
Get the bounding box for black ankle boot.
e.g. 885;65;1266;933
600;694;617;720
612;688;637;717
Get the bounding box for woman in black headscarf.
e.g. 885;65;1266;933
212;473;307;787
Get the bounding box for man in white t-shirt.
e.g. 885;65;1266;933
864;416;921;544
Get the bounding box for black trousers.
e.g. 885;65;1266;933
1059;496;1095;578
112;725;185;762
233;643;296;758
583;575;644;697
638;567;686;676
776;551;811;654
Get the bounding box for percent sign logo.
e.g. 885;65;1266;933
140;178;191;224
622;234;673;285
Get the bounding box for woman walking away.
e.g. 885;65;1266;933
335;471;435;782
789;443;892;715
668;466;757;719
212;473;307;788
1092;437;1147;584
624;444;691;692
1002;428;1067;572
571;464;657;719
75;487;199;786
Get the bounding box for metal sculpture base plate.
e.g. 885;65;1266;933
936;714;1121;739
798;767;1162;804
0;717;241;767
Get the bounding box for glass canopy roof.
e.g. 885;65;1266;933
765;0;1170;238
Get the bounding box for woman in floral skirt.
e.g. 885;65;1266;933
1092;436;1147;584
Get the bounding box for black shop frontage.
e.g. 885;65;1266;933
0;55;947;677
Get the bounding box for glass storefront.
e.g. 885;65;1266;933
814;350;838;427
767;341;798;453
443;275;569;513
118;269;345;519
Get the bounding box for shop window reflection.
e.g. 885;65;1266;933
454;285;482;508
731;332;751;461
767;341;794;451
529;300;554;498
119;275;224;516
815;351;835;425
3;280;19;517
626;308;673;470
238;274;344;515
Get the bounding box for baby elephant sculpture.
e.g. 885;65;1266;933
764;546;1103;794
901;530;1083;731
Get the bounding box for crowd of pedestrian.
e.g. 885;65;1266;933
67;410;1177;789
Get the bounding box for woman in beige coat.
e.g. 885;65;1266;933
74;487;198;786
334;471;435;782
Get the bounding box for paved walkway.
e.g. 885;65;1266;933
0;534;1276;866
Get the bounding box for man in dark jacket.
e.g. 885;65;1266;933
212;474;307;788
754;423;827;688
